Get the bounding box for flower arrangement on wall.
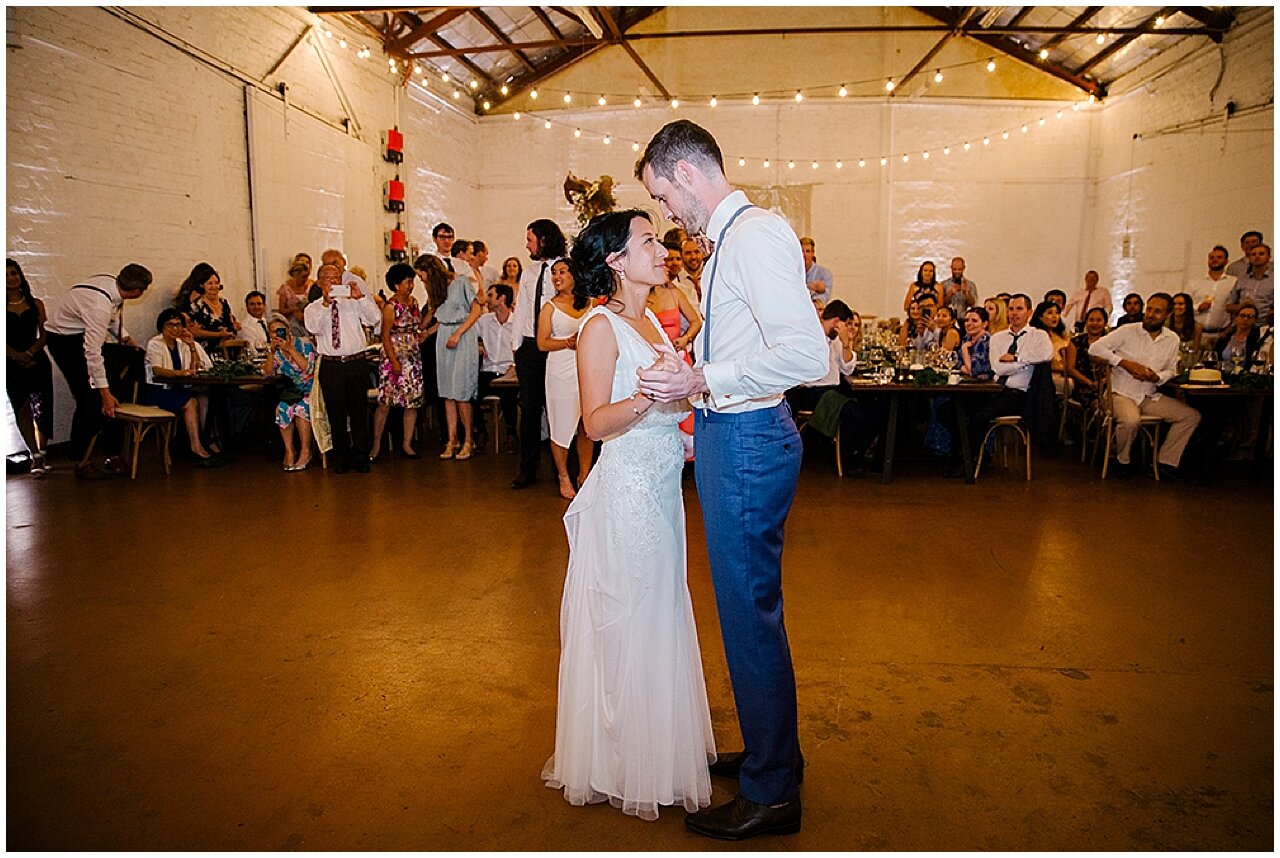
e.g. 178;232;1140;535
563;173;616;226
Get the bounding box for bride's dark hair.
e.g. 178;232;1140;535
570;208;652;310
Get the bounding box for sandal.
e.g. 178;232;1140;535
439;441;458;460
455;442;474;461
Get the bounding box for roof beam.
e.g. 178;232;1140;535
387;8;468;54
896;6;975;94
531;6;565;41
427;31;502;90
594;6;671;100
500;40;610;104
1040;6;1103;52
469;8;537;73
1076;7;1177;75
1176;6;1235;42
1004;8;1034;28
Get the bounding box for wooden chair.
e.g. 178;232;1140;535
478;395;503;454
794;409;843;477
1090;366;1165;480
974;415;1031;481
81;383;176;479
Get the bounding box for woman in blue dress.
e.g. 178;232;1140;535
265;317;317;471
433;256;484;460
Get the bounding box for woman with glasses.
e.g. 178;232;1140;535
264;316;318;471
143;308;221;466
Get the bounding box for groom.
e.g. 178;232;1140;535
636;120;828;840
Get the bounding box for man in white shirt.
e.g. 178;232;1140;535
430;222;456;264
941;256;977;320
1063;270;1114;331
508;218;568;489
239;291;272;354
674;238;704;307
1191;245;1237;334
800;237;834;305
45;263;152;479
476;283;518;453
636;119;827;841
1090;292;1201;478
304;263;381;473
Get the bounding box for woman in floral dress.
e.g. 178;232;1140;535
372;263;425;459
266;317;317;471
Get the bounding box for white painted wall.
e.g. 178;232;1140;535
4;6;1273;450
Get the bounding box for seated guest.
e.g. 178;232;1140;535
142;308;221;466
476;283;519;454
1167;292;1203;355
1065;307;1110;408
1043;289;1067;311
1089;292;1201;478
983;297;1008;333
899;300;937;351
264;316;317;471
1031;300;1071;394
903;260;941;310
848;310;864;355
933;305;961;353
278;255;313;337
958;306;992;378
371;262;425;461
1215;303;1266;371
240;291;272;354
789;300;857;411
304;263;380;473
1192;245;1235;335
1116;292;1144;326
1225;242;1274;326
1063;270;1113;331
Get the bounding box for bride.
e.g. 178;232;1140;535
541;209;716;821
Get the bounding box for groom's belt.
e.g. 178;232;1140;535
696;401;791;423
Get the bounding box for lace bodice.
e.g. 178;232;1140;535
583;306;690;440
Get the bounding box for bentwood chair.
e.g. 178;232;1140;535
1091;366;1165;480
81;382;177;480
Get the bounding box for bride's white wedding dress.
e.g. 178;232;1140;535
542;305;715;822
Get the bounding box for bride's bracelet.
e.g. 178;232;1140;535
629;392;652;416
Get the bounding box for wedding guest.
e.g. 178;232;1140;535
663;226;688;246
1225;242;1273;325
278;255;313;337
898;300;937;351
451;239;481;296
678;238;704;303
509;218;568;489
1044;289;1067;310
933;305;962;352
1116;292;1144;326
497;256;523;292
1167;292;1203;355
371;262;425;461
1031;300;1071;394
6;259;53;476
437;251;485;461
1225;230;1266;280
1191;245;1236;334
942;256;977;320
1090;292;1200;479
1063;270;1113;331
312;249;369;302
903;260;941;310
959;305;992;378
264;316;317;471
476;283;518;453
800;237;833;305
45;263;151;479
142;308;220;466
538;259;594;499
414;254;449;447
848;310;864;355
304;263;379;474
186;264;241;348
175;262;214;309
648;262;703;354
240;291;271;354
1215;303;1265;371
472;240;498;288
984;296;1008;333
1065;307;1109;409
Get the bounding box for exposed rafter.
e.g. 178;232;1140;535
386;8;468;55
1076;7;1177;76
1040;6;1102;52
594;6;671;100
531;5;566;41
896;6;975;94
469;8;537;73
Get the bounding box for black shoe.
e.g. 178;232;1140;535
354;459;370;473
708;750;805;784
684;794;801;841
401;449;421;460
1110;460;1132;479
333;462;350;475
197;455;226;469
1160;465;1187;482
510;476;534;490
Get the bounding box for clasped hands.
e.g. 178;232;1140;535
636;344;705;402
1119;358;1161;383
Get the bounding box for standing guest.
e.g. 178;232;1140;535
476;283;519;453
371;263;425;461
933;305;962;353
958;305;992;378
430;223;459;273
508;218;568;489
1063;270;1113;331
663;241;684;285
46;264;152;479
983;297;1008;334
1065;307;1110;409
648;261;703;354
437;252;485;461
413;254;449;448
186;265;240;348
902;260;941;310
635;119;828;840
497;256;523;292
538;260;595;499
303;263;379;474
263;316;317;472
678;238;705;303
663;226;688;246
1225;230;1267;280
942;257;978;320
1090;293;1201;479
142;308;220;467
1216;303;1266;371
1116;293;1144;326
1167;292;1203;355
278;255;313;337
240;291;272;355
1044;289;1067;310
1225;243;1274;325
1192;245;1236;334
472;240;499;289
1031;300;1071;394
898;300;937;351
800;237;833;305
311;248;369;302
175;262;215;309
6;259;53;477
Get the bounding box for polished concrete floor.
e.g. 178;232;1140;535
5;439;1274;850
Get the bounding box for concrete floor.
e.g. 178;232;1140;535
5;441;1273;850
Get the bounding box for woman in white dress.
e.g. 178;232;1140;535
541;209;715;822
537;259;595;500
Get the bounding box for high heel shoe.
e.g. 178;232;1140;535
439;441;458;460
401;448;421;460
30;452;47;478
455;442;474;461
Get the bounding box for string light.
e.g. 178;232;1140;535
634;97;642;108
963;141;971;151
1021;124;1028;133
1072;102;1082;111
543;120;551;129
902;154;909;163
1039;117;1047;126
1038;48;1049;60
836;160;844;169
880;157;887;166
811;160;818;169
563;93;572;104
983;136;990;145
412;65;420;75
763;159;770;168
513;111;520;120
986;58;996;72
838;85;848;97
787;160;796;169
933;70;943;84
500;84;509;95
338;38;347;49
709;96;718;107
603;135;611;144
441;72;450;82
482;100;490;111
922;150;930;159
794;91;804;102
1056;110;1064;119
1002;130;1010;139
469;80;478;90
1096;33;1106;45
885;78;896;92
573;128;581;137
324;29;332;38
452;90;461;100
671;98;679;109
1155;15;1165;26
943;146;950;155
858;158;865;168
632;142;640;151
752;93;760;106
530;89;538;99
598;94;606;106
738;157;746;166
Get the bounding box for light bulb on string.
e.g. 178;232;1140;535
597;95;606;106
885;78;895;92
603;135;611;145
530;89;538;99
412;65;420;75
922;151;930;159
338;38;347;48
324;28;332;38
1002;131;1009;139
1096;33;1106;45
838;85;848;97
441;72;450;82
1072;102;1081;111
500;84;509;96
513;111;520;120
632;142;640;152
933;69;943;84
811;160;818;170
563;93;572;104
983;136;990;146
836;160;843;169
469;80;478;89
1155;15;1165;27
752;93;760;106
880;157;887;166
543;120;551;129
963;141;971;151
787;160;795;169
573;128;581;138
482;100;490;111
738;157;746;167
1038;48;1049;60
1039;117;1046;126
986;58;996;72
452;90;461;100
1056;110;1064;119
671;98;679;109
902;154;909;163
709;96;718;108
794;91;804;102
633;97;642;108
1021;124;1028;133
763;159;770;168
858;158;866;168
943;146;950;155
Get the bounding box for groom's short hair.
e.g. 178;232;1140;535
634;120;725;182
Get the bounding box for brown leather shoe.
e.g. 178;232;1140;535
684;794;801;841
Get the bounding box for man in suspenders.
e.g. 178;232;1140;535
636;120;828;840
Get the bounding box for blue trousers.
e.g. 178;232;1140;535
694;402;803;805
